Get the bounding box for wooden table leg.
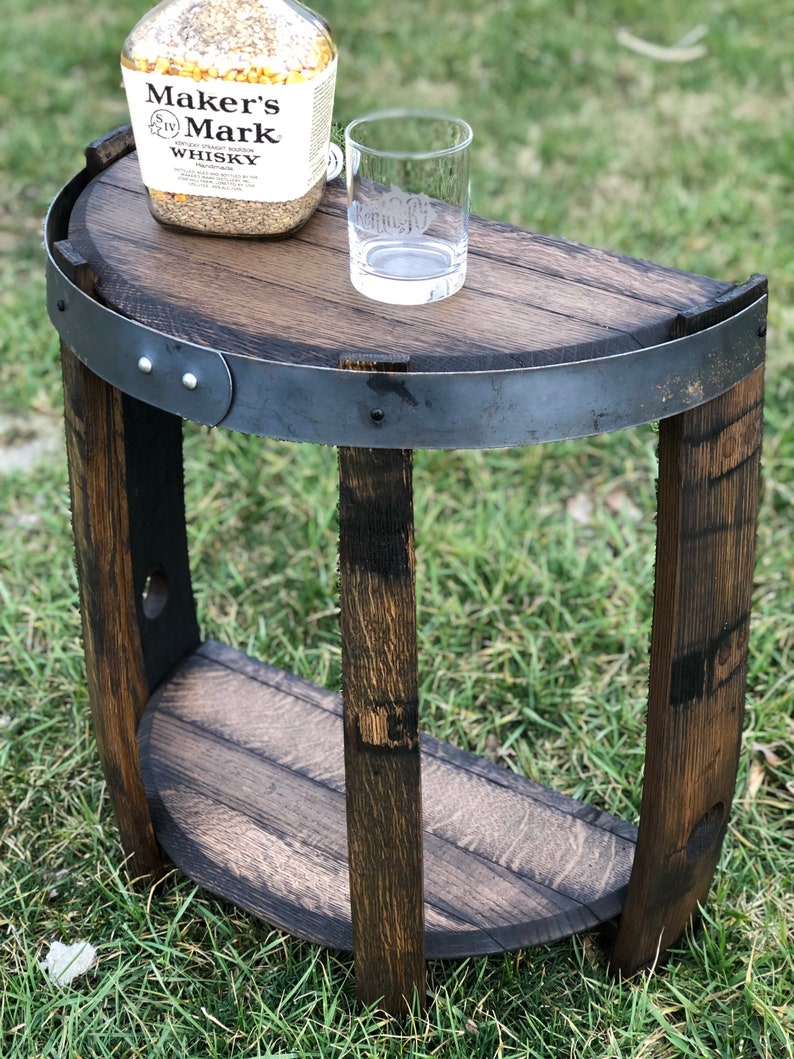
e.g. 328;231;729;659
338;358;425;1014
61;315;199;880
611;362;765;974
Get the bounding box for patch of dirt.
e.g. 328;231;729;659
0;413;63;474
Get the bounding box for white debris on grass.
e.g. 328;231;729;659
41;940;97;986
615;25;708;63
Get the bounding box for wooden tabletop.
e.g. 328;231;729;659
68;152;734;374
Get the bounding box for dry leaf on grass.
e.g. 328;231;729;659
745;759;766;805
566;491;594;525
604;488;643;522
751;742;784;769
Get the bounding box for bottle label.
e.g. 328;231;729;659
121;58;337;202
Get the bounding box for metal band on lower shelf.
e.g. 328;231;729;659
46;171;767;449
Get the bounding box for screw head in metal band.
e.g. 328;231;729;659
181;371;198;391
137;355;154;374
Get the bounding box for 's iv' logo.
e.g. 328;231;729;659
149;109;180;138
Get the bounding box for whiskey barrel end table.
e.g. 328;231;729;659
46;127;766;1014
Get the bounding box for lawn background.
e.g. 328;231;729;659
1;0;792;1056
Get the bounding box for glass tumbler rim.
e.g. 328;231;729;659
344;109;473;160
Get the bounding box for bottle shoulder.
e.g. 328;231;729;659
122;0;336;83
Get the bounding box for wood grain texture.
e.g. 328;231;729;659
65;153;737;373
138;641;637;960
60;345;201;877
57;226;200;878
338;356;425;1012
57;233;159;878
85;125;135;179
611;359;765;975
61;339;162;877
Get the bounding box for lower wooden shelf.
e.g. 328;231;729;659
137;640;637;959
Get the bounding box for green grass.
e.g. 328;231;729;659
1;0;792;1055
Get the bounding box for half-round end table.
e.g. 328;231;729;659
46;126;766;1015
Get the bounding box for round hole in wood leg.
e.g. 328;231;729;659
685;802;726;864
142;570;169;620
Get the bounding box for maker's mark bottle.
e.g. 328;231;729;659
121;0;337;237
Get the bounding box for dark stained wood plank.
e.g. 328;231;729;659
121;393;201;694
85;125;135;179
137;642;637;960
60;339;201;876
57;234;162;879
611;361;765;975
65;153;737;372
338;356;425;1013
57;156;200;878
62;348;164;880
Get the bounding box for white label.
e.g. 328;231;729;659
121;59;337;202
